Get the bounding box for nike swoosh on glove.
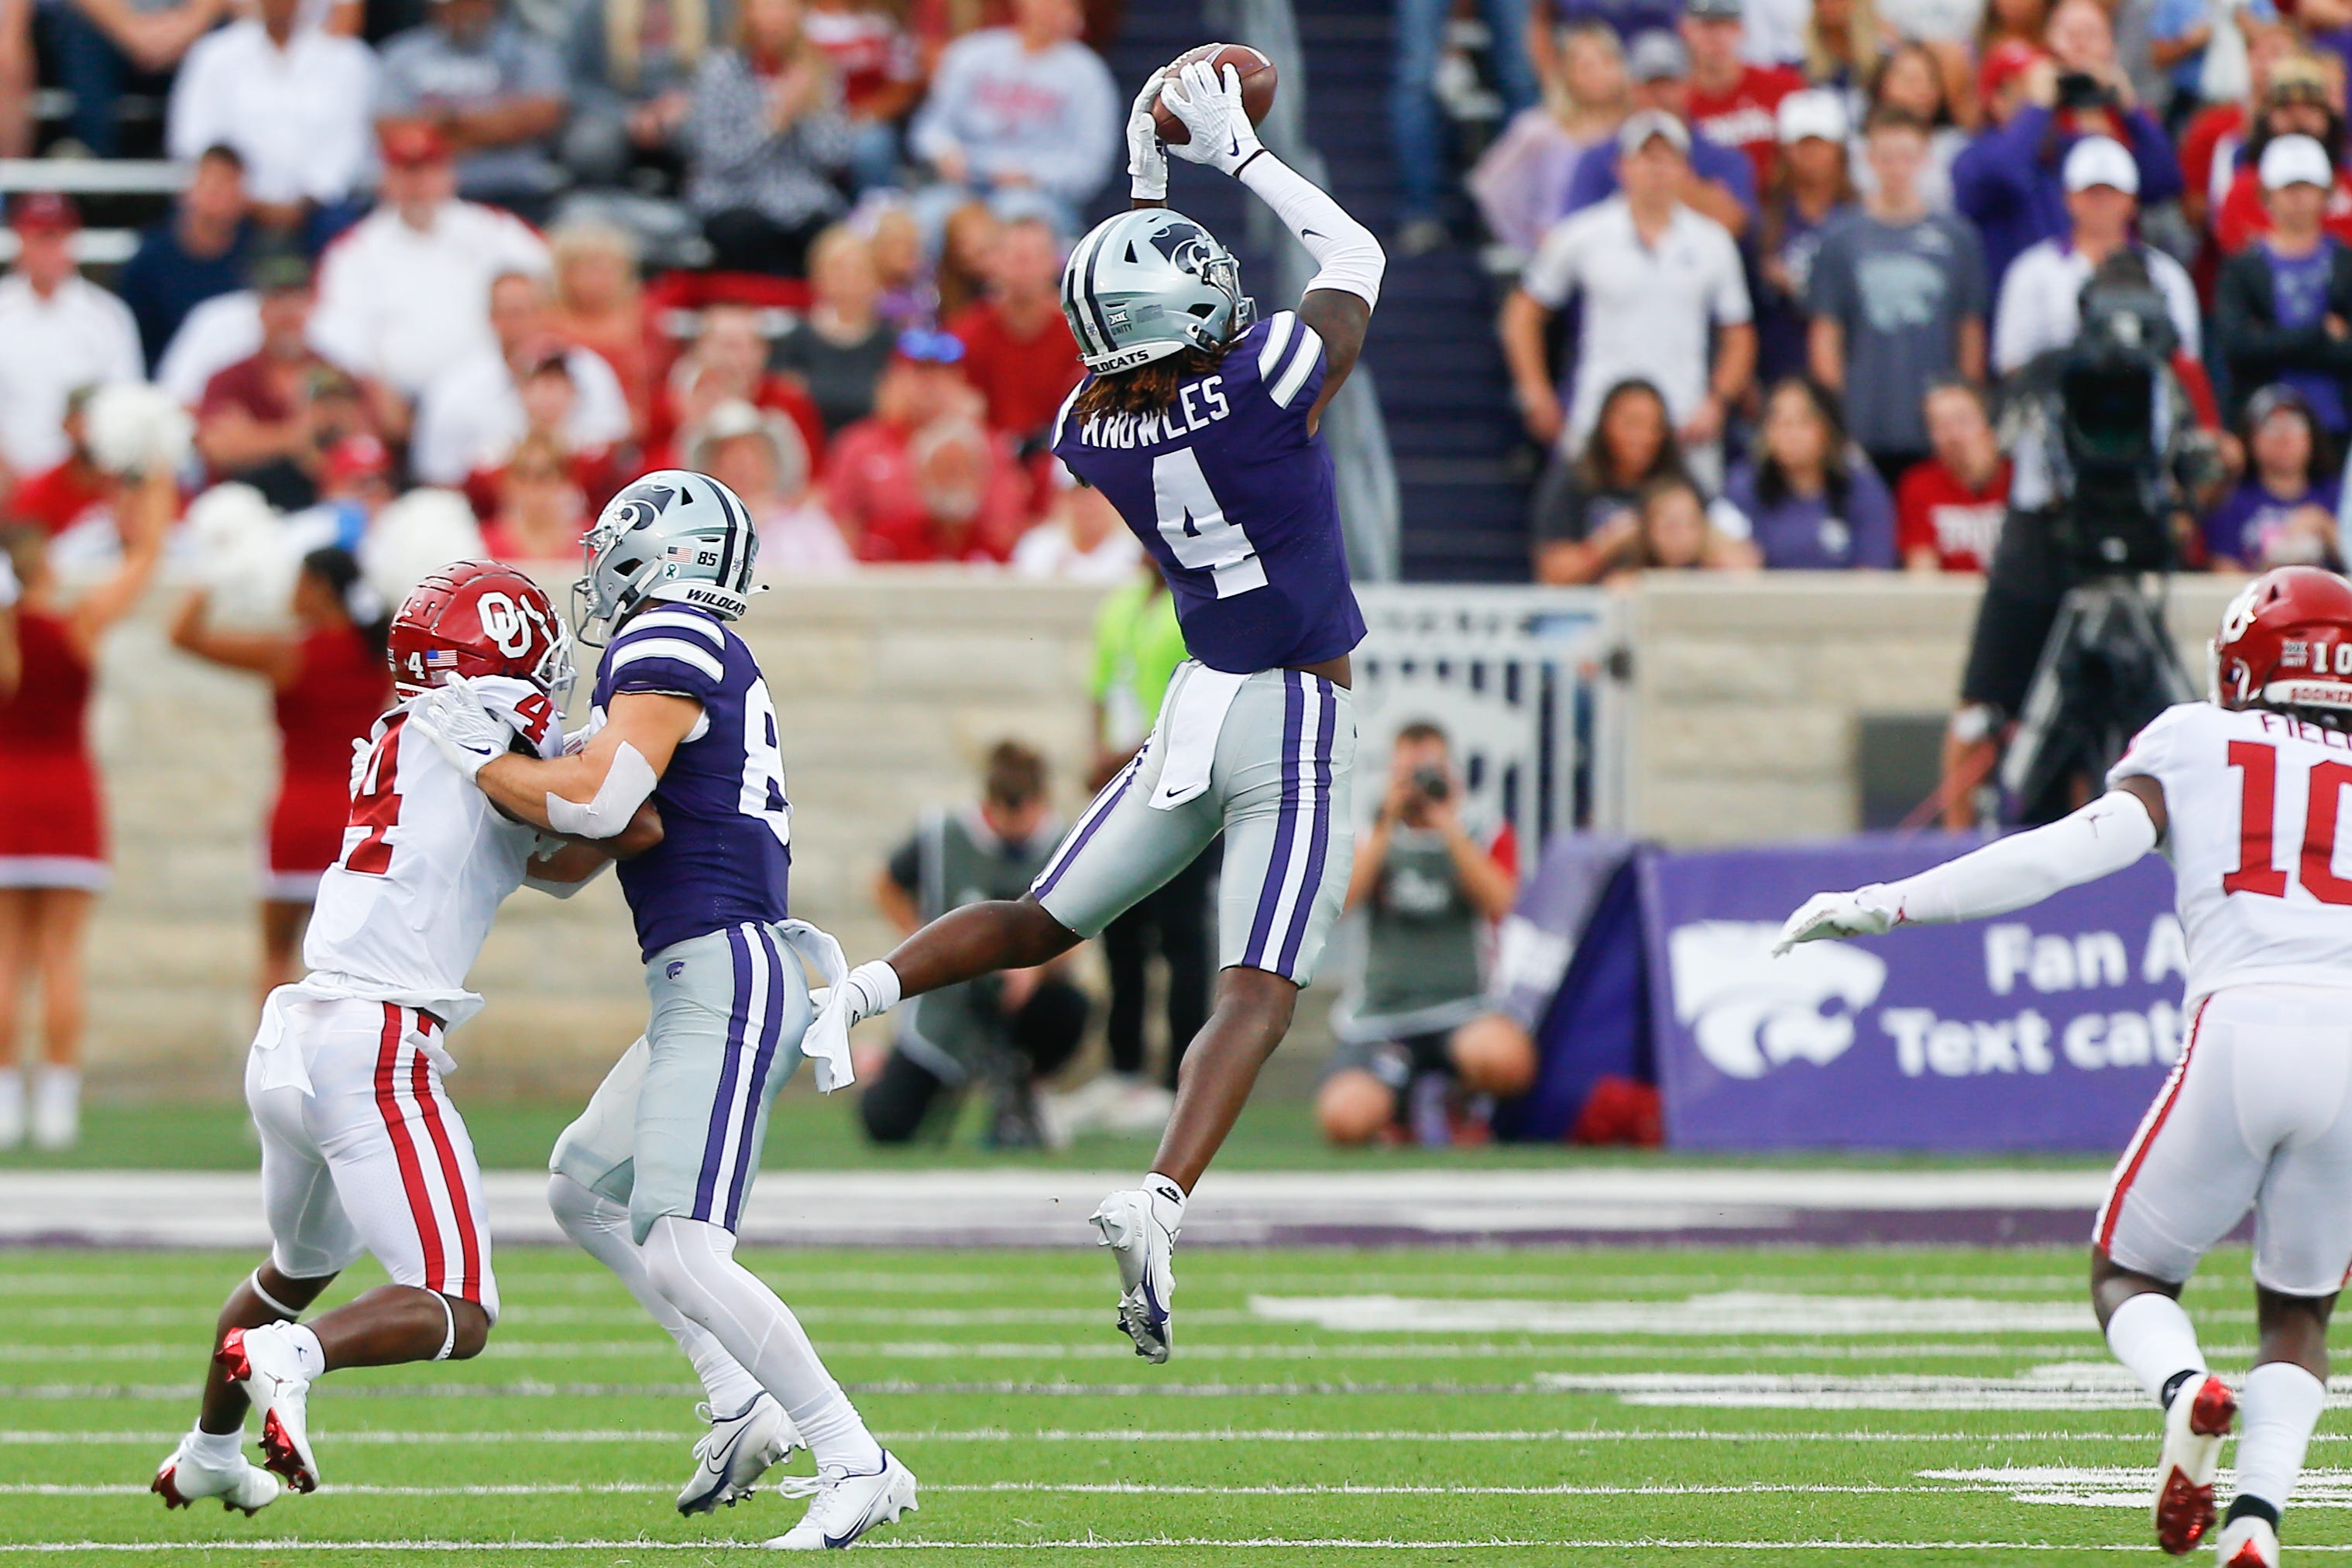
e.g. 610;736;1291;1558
407;676;516;783
1772;886;1900;956
1162;60;1262;177
1126;74;1169;201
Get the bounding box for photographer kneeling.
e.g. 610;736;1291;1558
1318;725;1523;1148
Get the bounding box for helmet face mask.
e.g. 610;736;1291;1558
574;469;760;646
1062;208;1256;375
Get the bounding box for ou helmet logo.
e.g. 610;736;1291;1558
476;592;535;657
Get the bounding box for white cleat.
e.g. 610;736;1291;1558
2215;1515;2281;1567
150;1433;280;1516
217;1324;318;1494
764;1450;918;1549
1090;1188;1176;1364
2155;1373;2237;1555
678;1393;800;1515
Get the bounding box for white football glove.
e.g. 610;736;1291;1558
406;676;516;783
1127;74;1169;202
1162;60;1262;177
1772;884;1903;956
349;734;373;797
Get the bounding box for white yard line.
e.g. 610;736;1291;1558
0;1166;2113;1248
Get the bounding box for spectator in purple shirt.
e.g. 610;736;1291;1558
2214;134;2352;437
1721;376;1897;568
1563;29;1759;235
1953;0;2182;297
2205;384;2342;570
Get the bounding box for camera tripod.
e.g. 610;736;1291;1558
2000;577;2195;825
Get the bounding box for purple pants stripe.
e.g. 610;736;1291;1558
1032;747;1144;901
692;925;755;1223
722;925;788;1232
1242;673;1307;969
1276;678;1339;978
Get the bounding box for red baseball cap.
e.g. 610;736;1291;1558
325;433;392;484
379;120;453;169
1979;41;2045;103
12;191;79;234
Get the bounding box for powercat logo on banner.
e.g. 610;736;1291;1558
1667;921;1886;1080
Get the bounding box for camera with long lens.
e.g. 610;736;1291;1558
1960;258;2203;825
2041;275;2222;577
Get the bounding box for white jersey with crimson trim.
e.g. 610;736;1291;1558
2109;700;2352;1007
297;675;564;1032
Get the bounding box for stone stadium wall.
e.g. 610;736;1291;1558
67;570;2240;1098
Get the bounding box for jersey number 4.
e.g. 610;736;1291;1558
1152;448;1268;599
2223;739;2352;903
342;717;406;877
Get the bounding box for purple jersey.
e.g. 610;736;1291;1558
1052;311;1367;674
592;604;791;959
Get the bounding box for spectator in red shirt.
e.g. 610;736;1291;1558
1681;0;1804;191
9;389;111;544
1896;380;2011;571
479;431;589;561
948;214;1080;449
2213;59;2352;256
195;250;373;512
823;328;1030;563
462;346;628;518
2179;26;2299;244
806;0;923;190
654;302;827;468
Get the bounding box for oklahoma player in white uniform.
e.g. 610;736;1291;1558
151;562;653;1513
1780;564;2352;1567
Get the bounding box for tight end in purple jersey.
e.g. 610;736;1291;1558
591;602;793;959
1052;310;1366;676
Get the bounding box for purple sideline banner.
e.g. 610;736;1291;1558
1639;836;2185;1151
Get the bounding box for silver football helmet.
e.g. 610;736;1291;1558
572;468;758;645
1060;207;1256;374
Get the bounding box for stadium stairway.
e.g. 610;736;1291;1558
1289;0;1530;582
1098;2;1530;583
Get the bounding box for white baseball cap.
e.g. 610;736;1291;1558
1776;89;1849;146
2062;136;2139;195
2261;133;2335;191
1617;108;1692;157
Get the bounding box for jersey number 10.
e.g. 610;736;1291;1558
2223;739;2352;903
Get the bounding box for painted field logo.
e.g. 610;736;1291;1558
1668;921;1887;1079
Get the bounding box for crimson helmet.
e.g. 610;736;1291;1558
2210;566;2352;715
387;561;575;702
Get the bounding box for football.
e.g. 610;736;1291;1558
1152;42;1278;146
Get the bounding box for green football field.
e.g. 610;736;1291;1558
1;1241;2336;1566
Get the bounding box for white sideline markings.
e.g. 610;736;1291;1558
0;1426;2234;1445
1250;1292;2100;1337
12;1539;2352;1555
0;1337;2131;1367
1533;1364;2352;1411
0;1480;2085;1498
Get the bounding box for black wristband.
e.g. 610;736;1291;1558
1233;147;1269;178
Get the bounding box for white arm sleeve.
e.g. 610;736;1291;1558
544;741;658;841
1238;151;1385;310
1877;790;2158;926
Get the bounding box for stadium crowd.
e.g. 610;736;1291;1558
4;0;2346;1152
1469;0;2352;581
